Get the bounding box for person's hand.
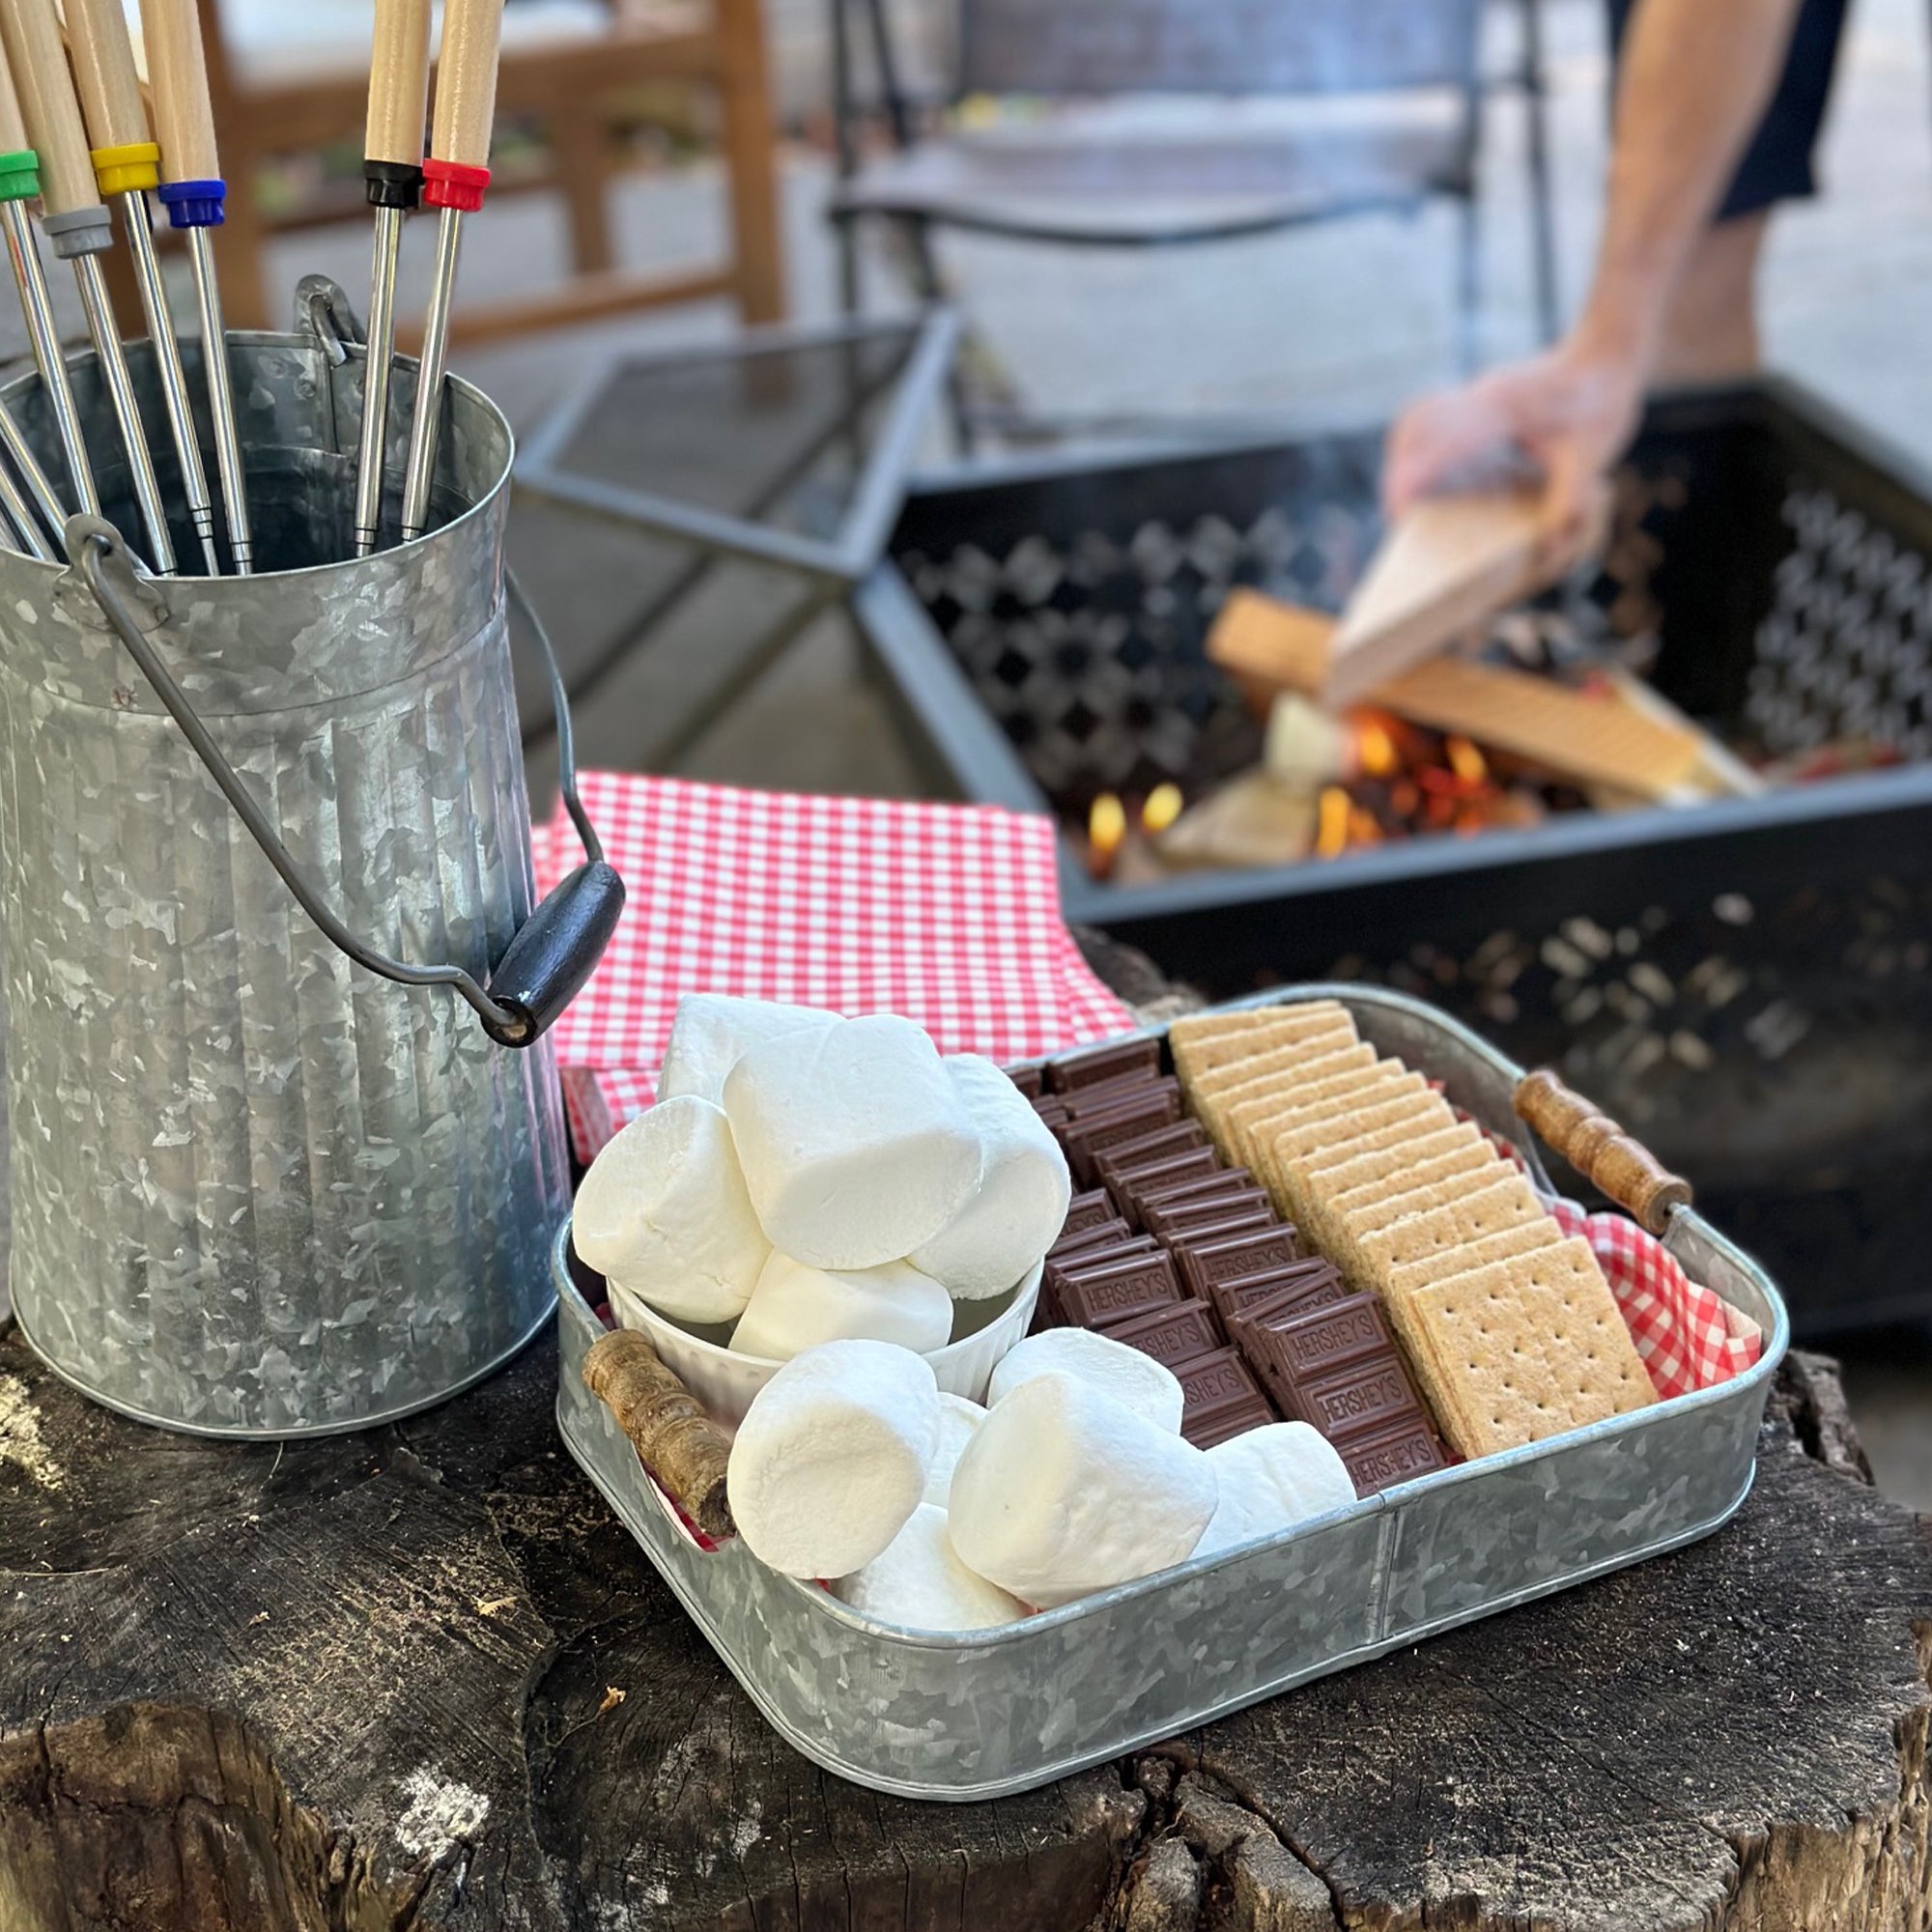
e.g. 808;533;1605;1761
1381;343;1647;574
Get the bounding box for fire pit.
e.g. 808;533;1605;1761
857;380;1932;1331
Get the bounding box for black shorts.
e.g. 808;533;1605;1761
1607;0;1851;221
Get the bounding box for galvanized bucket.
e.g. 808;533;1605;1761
0;288;599;1437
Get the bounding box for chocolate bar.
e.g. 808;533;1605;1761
1214;1258;1348;1328
1111;1148;1221;1208
1049;1215;1137;1262
1007;1064;1044;1098
1094;1122;1212;1194
1062;1092;1186;1185
1045;1037;1163;1093
1095;1296;1224;1365
1174;1347;1276;1447
1163;1208;1275;1247
1059;1074;1179;1121
1057;1188;1116;1243
1246;1294;1442;1459
1175;1225;1302;1299
1050;1250;1183;1328
1136;1166;1264;1222
1338;1414;1450;1494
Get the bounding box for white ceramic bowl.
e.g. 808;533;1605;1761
605;1259;1043;1428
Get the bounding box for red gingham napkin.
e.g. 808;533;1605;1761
532;773;1136;1160
1550;1199;1762;1398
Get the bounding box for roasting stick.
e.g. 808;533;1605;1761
137;0;248;571
0;19;96;533
0;40;66;554
354;0;432;557
0;0;174;570
398;0;504;545
65;0;219;573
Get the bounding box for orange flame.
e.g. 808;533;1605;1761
1355;719;1399;780
1090;793;1126;863
1446;736;1488;785
1141;782;1183;834
1316;786;1350;859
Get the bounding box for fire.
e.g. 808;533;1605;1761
1446;736;1488;785
1316;786;1351;859
1355;719;1398;780
1090;792;1126;865
1141;782;1183;834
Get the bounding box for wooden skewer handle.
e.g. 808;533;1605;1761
365;0;433;168
430;0;505;170
0;30;32;155
63;0;149;153
0;0;101;215
135;0;219;183
582;1327;735;1543
1514;1068;1691;1236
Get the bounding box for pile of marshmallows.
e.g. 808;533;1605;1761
575;996;1358;1629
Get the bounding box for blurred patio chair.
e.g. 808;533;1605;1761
111;0;783;343
827;0;1557;427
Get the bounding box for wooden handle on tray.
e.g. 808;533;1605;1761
1514;1068;1691;1236
429;0;504;171
64;0;150;154
135;0;219;184
365;0;433;168
0;0;100;216
582;1328;735;1542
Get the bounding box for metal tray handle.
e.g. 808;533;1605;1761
583;1327;735;1542
1513;1067;1692;1235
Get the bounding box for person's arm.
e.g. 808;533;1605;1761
1384;0;1805;551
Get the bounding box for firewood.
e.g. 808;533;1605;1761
582;1327;734;1540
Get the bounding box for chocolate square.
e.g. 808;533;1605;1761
1176;1226;1302;1298
1214;1259;1348;1328
1049;1216;1137;1263
1046;1037;1163;1093
1063;1093;1186;1185
1339;1416;1450;1495
1163;1208;1275;1248
1184;1394;1276;1449
1113;1148;1221;1208
1007;1064;1044;1098
1096;1297;1224;1364
1173;1345;1267;1414
1058;1188;1117;1243
1298;1359;1426;1446
1266;1293;1392;1388
1094;1124;1212;1196
1051;1250;1183;1327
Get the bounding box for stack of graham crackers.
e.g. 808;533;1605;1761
1168;1003;1658;1460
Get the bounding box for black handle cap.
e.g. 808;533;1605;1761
483;860;625;1049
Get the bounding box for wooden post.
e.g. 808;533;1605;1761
714;0;784;325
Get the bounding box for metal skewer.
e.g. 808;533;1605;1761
67;0;219;574
137;0;248;572
355;0;432;558
0;29;94;528
0;0;172;571
398;0;504;546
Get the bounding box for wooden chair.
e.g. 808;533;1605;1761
109;0;783;345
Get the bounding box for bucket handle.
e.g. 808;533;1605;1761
71;518;624;1050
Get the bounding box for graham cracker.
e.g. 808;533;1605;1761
1325;1142;1512;1277
1303;1120;1484;1201
1263;1089;1453;1217
1234;1062;1422;1176
1170;1004;1353;1084
1353;1171;1545;1286
1217;1046;1389;1163
1188;1023;1363;1103
1406;1270;1573;1457
1381;1218;1564;1307
1435;1236;1657;1428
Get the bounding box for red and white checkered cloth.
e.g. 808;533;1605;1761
1550;1199;1762;1398
531;773;1135;1160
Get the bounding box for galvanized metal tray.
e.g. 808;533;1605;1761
554;985;1790;1802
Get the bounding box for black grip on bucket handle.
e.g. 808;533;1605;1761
72;519;624;1050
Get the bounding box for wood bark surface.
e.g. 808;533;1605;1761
2;951;1929;1930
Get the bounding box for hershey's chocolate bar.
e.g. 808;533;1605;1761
1216;1259;1348;1328
1299;1358;1427;1447
1062;1093;1186;1184
1046;1037;1163;1093
1049;1215;1137;1262
1113;1148;1221;1208
1096;1296;1224;1365
1176;1225;1302;1297
1185;1393;1276;1449
1340;1415;1451;1494
1265;1293;1391;1387
1174;1345;1268;1413
1051;1251;1183;1326
1094;1123;1212;1194
1061;1075;1179;1121
1058;1188;1116;1242
1162;1208;1275;1248
1007;1064;1044;1098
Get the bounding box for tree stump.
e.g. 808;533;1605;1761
3;944;1931;1929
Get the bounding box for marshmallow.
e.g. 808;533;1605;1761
948;1372;1217;1607
727;1340;940;1577
657;994;840;1107
571;1096;770;1323
922;1393;986;1506
723;1013;980;1269
729;1252;953;1360
1192;1423;1358;1559
911;1055;1073;1299
832;1504;1026;1631
986;1327;1185;1435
